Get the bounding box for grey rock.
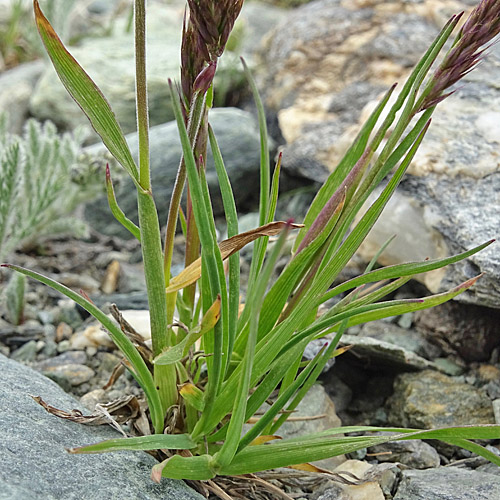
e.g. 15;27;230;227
322;374;352;414
92;291;149;310
10;340;38;362
433;357;464;376
0;354;203;500
393;467;500;500
353;49;500;308
359;321;441;360
57;300;84;330
85;108;266;238
477;461;500;476
414;301;500;362
338;334;438;372
41;363;95;388
0;61;45;134
310;482;349;500
36;350;87;369
387;370;494;429
259;0;500;308
368;438;440;469
493;399;500;425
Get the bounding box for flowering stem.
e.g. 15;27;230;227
134;0;176;419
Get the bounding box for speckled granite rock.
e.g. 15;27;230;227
393;467;500;500
0;354;203;500
387;369;495;428
258;0;500;308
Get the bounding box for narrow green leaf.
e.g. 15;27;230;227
241;57;269;228
267;152;282;224
34;0;138;182
209;124;239;371
223;424;500;475
207;340;308;444
211;224;292;467
293;83;396;252
169;81;227;431
238;344;326;452
295;275;482;346
105;164;140;241
320;239;494;305
239;58;272;332
1;264;164;433
68;433;196;454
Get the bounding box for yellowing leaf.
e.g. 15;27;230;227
179;383;205;412
166;221;303;293
198;294;221;338
288;463;332;473
250;435;282;446
153;295;221;365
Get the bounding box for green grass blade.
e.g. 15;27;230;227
267;152;282;224
208;124;239;373
241;57;269;228
329;276;412;317
293;83;396;252
1;264;164;433
269;325;347;436
34;0;138;182
441;438;500;467
105;164;140;241
238;58;272;332
304;119;431;301
223;424;500;475
297;275;482;344
320;239;494;305
238;343;326;452
211;224;292;467
68;433;196;454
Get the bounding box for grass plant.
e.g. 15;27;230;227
3;0;500;491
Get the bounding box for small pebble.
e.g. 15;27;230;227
36;351;87;369
492;399;500;425
41;364;95;387
42;340;58;357
97;351;121;372
56;322;73;342
397;312;413;329
86;346;98;357
478;364;500;383
70;325;114;349
37;311;54;325
57;340;71;353
11;340;38;362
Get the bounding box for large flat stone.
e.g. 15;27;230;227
394;467;500;500
0;354;203;500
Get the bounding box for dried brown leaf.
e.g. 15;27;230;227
32;395;141;425
167;221;303;293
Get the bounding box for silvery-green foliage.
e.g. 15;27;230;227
4;272;25;325
0;113;98;260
